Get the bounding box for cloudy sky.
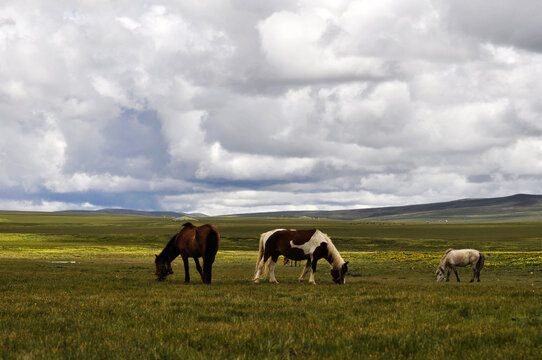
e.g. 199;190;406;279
1;0;542;215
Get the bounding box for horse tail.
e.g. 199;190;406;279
205;226;220;257
254;231;274;280
253;232;269;280
254;233;265;273
477;252;485;271
203;226;220;284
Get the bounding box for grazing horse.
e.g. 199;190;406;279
253;229;349;284
436;248;484;283
154;222;220;284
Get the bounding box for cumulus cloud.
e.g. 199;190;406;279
1;0;542;215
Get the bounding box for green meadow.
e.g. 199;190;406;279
1;212;541;359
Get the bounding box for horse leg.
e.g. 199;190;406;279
194;257;204;282
452;266;460;282
308;258;318;285
446;268;451;282
298;260;311;282
181;254;190;283
470;264;476;283
269;253;280;284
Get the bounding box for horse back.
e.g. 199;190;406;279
448;249;480;266
177;224;219;258
267;229;317;260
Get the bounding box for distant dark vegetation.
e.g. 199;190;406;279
233;194;542;223
56;194;542;223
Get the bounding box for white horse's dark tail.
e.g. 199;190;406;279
476;252;485;271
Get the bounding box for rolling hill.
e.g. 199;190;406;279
232;194;542;222
57;194;542;223
58;208;206;218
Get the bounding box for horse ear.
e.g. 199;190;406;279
345;261;349;265
155;254;158;258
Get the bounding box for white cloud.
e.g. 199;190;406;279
115;16;140;31
1;0;542;214
257;8;392;81
0;199;98;212
195;143;316;181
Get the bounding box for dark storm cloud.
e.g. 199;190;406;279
59;109;168;177
444;0;542;53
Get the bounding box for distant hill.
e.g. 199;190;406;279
59;208;207;218
233;194;542;223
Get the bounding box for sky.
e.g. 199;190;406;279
1;0;542;216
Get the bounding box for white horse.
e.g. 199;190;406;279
436;248;485;282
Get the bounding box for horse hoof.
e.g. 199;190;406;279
253;279;260;284
270;280;279;284
298;279;304;283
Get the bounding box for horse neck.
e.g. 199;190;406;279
323;236;344;269
159;238;180;263
439;254;449;268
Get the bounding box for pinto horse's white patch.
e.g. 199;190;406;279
289;230;326;256
290;230;345;268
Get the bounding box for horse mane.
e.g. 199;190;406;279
317;230;344;268
157;234;180;261
440;248;454;264
158;223;193;259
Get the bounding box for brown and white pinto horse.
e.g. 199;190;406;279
253;229;349;284
154;223;219;284
436;248;485;282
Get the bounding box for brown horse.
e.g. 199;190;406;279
154;222;220;284
253;228;349;284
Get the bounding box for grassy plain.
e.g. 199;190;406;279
0;212;541;359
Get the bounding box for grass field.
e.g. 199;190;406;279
1;212;541;359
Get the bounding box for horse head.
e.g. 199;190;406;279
154;254;174;281
331;261;349;284
435;266;445;282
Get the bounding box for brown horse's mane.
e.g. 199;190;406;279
157;223;196;262
157;234;181;262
